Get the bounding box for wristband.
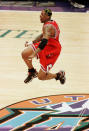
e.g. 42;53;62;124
28;41;33;45
38;38;48;50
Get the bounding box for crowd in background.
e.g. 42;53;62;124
68;0;89;8
0;0;89;8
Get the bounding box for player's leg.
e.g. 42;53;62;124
38;69;65;84
38;69;56;80
21;46;34;68
21;46;38;83
38;46;65;84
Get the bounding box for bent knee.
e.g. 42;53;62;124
21;50;32;60
21;47;34;60
38;73;46;80
21;51;26;59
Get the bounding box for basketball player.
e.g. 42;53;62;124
21;8;66;84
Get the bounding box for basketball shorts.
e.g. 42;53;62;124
31;40;61;72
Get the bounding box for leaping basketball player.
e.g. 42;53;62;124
21;8;66;84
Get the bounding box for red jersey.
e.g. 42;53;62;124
31;20;61;72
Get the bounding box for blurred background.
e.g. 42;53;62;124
0;0;89;9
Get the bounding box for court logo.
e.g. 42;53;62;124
0;29;40;38
0;94;89;131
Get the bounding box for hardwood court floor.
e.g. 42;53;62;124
0;10;89;109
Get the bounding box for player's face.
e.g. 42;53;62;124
40;10;49;23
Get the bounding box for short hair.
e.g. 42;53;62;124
44;8;52;16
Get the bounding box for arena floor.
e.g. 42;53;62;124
0;10;89;108
0;3;89;130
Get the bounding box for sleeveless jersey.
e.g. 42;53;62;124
31;20;61;72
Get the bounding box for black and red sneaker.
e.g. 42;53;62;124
55;70;66;84
24;68;38;83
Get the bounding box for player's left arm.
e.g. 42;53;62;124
43;24;55;39
34;24;55;55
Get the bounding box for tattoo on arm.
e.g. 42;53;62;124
43;24;55;39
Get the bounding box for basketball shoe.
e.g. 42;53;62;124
24;68;38;83
55;70;66;84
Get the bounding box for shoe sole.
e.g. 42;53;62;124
24;74;37;84
60;71;66;84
